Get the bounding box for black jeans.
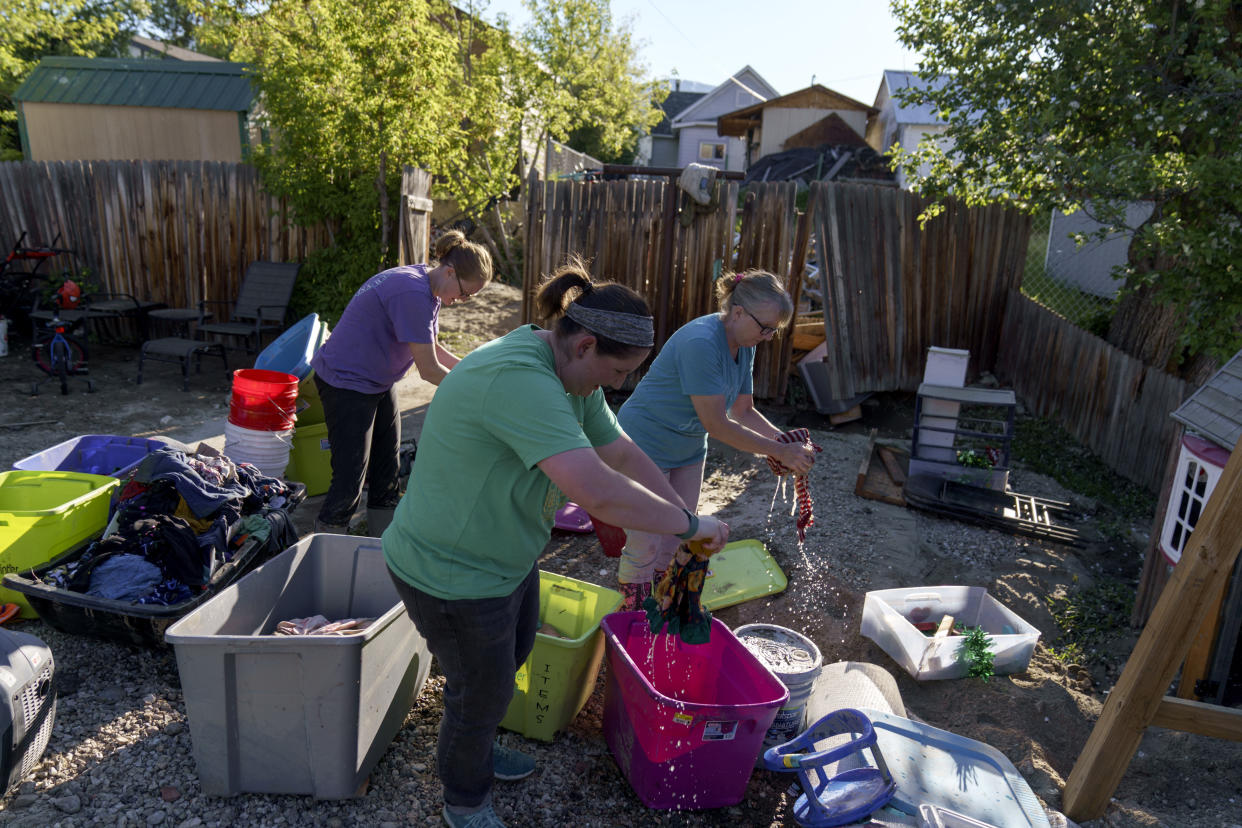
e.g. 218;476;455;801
314;374;401;526
388;566;540;809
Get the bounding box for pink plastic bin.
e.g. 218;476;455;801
601;611;788;810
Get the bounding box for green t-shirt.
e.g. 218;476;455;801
383;325;623;599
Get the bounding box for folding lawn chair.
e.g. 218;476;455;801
150;261;301;354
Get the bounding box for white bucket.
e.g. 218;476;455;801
224;420;293;478
734;623;823;760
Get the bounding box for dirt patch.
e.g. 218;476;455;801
2;283;1240;827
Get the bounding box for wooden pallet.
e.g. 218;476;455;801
855;428;908;506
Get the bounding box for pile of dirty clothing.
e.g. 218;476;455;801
43;446;300;605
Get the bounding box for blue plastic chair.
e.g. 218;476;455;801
762;708;896;828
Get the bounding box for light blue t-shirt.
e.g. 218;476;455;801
618;314;754;469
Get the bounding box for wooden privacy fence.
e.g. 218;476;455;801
522;175;739;355
519;172;1184;492
811;181;1032;400
735;181;802;401
995;292;1189;492
398;166;433;267
0;160;330;314
522;177;813;398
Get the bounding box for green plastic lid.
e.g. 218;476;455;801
700;539;787;611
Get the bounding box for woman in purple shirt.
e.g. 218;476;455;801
310;231;492;534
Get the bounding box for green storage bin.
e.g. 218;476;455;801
296;370;325;427
500;571;621;742
286;421;331;495
0;470;119;617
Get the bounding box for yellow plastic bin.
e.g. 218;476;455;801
0;470;119;617
285;421;331;495
296;370;325;427
500;571;622;742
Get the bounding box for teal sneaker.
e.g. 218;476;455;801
442;804;507;828
492;741;536;781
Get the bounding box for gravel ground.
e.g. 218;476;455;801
3;417;1239;828
1;302;1238;826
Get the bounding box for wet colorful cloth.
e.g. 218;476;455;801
274;615;375;636
765;428;823;541
643;541;714;644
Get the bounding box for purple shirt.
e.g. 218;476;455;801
311;264;439;393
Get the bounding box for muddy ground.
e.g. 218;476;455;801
0;282;1239;827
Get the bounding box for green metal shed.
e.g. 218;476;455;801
12;57;256;162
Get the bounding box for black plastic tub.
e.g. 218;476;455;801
2;486;304;647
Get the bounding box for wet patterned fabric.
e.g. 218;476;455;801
643;541;714;644
765;428;823;541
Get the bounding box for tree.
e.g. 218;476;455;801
199;0;664;308
0;0;141;158
206;0;515;312
143;0;231;56
501;0;666;176
892;0;1242;372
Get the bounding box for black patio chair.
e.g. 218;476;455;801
150;261;301;354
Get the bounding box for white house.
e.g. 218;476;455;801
667;66;779;173
866;69;951;189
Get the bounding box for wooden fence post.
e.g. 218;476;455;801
1063;435;1242;822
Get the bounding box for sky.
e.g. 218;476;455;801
477;0;923;106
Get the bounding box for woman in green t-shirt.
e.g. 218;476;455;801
382;261;728;828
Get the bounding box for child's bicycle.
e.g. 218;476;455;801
0;231;73;322
31;301;93;396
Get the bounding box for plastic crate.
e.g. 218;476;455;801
0;471;118;618
6;532;267;647
12;434;166;479
860;586;1040;681
164;534;431;798
499;571;621;742
285;421;331;495
3;486;303;646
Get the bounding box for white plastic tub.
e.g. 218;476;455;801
860;586;1040;681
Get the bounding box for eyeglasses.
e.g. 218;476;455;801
454;270;475;302
742;306;777;337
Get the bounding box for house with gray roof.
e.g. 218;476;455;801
636;80;709;168
866;69;950;189
663;67;778;173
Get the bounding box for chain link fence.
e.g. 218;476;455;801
1021;210;1121;337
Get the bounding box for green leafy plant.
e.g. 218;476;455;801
1011;416;1155;522
956;448;996;470
1045;578;1135;665
956;624;996;681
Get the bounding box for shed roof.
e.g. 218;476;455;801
1171;349;1242;453
14;57;253;112
718;84;876;136
881;70;949;126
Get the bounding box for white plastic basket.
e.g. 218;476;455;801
860;586;1040;681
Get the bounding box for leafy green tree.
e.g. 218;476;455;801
196;0;663;309
892;0;1242;372
0;0;142;158
142;0;231;56
206;0;514;314
500;0;665;175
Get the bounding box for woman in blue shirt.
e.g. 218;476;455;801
615;269;817;609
